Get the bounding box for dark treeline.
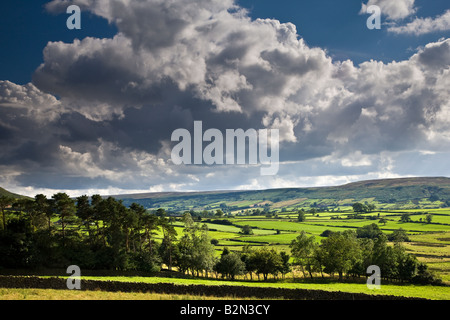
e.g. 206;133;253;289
0;193;287;280
0;193;172;272
0;194;443;285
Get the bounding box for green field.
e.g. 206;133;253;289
139;205;450;290
0;288;243;300
191;209;450;287
43;275;448;300
154;206;450;287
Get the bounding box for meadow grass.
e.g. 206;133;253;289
232;220;350;235
235;233;300;245
409;231;450;244
67;275;450;300
0;288;256;300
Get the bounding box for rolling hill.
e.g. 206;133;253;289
0;187;28;199
2;177;449;212
111;176;450;212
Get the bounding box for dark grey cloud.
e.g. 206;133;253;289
416;39;450;69
1;0;450;196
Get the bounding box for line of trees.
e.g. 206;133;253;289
352;202;376;213
289;229;442;284
214;246;291;281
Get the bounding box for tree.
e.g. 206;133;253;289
192;224;216;277
297;209;306;222
388;228;410;242
89;194;103;240
13;198;41;230
91;196;130;270
378;217;388;226
241;245;257;280
320;229;335;237
34;194;51;230
413;262;442;285
251;247;283;281
352;202;368;213
372;234;398;280
240;225;253;235
356;223;383;239
0;216;34;268
400;213;412;223
177;213;216;277
155;208;167;217
214;248;246;280
289;231;318;278
76;195;94;236
51;193;77;242
351;238;374;278
312;245;327;278
0;195;15;231
279;251;291;279
140;211;158;254
159;214;177;270
320;230;361;281
429;194;439;202
425;213;433;224
128;203;146;250
121;208;138;252
395;243;418;282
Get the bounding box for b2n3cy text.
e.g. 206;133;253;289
224;304;270;315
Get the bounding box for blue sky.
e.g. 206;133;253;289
0;0;116;84
0;0;450;197
238;0;450;63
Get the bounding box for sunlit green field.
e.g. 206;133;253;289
0;288;253;300
64;275;450;300
203;208;450;285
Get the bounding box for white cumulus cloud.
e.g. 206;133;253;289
388;10;450;35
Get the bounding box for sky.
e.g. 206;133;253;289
0;0;449;198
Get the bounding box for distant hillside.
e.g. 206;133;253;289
341;177;450;189
112;177;450;212
0;187;27;199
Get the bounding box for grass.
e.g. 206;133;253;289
56;275;450;300
4;272;448;300
233;220;350;235
235;233;300;245
0;288;255;300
